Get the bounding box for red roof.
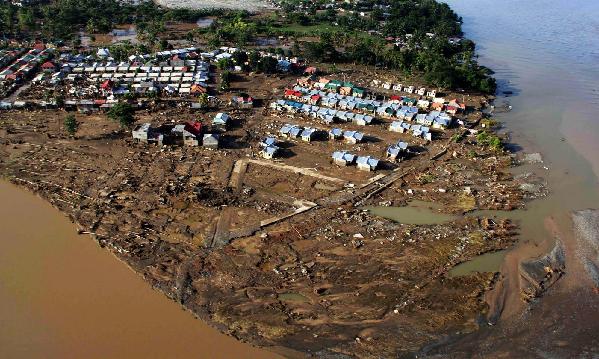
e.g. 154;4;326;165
33;43;45;51
284;89;302;98
41;61;56;69
390;95;401;101
100;80;112;89
94;99;106;105
190;84;206;93
310;95;320;101
184;121;202;136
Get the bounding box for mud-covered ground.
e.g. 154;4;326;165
0;71;540;357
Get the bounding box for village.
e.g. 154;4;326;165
0;35;544;357
0;0;548;355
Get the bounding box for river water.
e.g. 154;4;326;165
0;181;279;358
437;0;599;276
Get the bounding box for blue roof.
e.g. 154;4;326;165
356;156;379;168
332;151;355;163
264;145;279;155
262;137;277;146
330;128;343;136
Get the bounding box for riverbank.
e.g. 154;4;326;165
0;180;281;359
421;0;599;356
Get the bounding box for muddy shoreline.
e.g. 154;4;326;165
0;80;538;356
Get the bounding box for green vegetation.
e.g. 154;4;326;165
191;1;496;93
107;102;135;128
0;0;496;93
198;93;209;108
220;71;232;91
0;0;221;44
476;131;503;152
63;114;79;136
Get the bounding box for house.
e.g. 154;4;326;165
301;127;318;142
304;66;318;75
232;94;253;109
277;59;292;72
260;137;277;148
356;156;379;171
329;128;343;140
433;117;451;129
190;84;207;95
97;48;111;58
386;141;409;161
339;86;352;96
353;87;366;98
389;121;403;132
332;151;355;166
387;145;402;160
171;123;201;146
284;89;303;100
343;130;364;144
309;94;321;105
261;145;279;159
213;112;231;127
279;124;302;138
416;87;426;96
325;79;343;92
417;99;430;109
41;61;56;72
354;114;374;126
202;134;220;149
132;123;155;143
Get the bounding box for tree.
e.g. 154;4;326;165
54;95;65;108
217;57;233;70
258;56;278;74
107;102;135;128
232;50;248;66
198;93;209;108
64;114;79;136
220;70;231;91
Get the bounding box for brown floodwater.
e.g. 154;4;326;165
0;180;281;359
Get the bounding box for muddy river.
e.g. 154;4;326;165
438;0;599;274
0;180;279;358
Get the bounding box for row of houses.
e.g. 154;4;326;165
389;121;433;140
371;80;437;99
273;97;451;134
0;48;53;83
272;99;376;126
295;85;462;127
261;132;382;172
332;151;380;171
132;121;219;149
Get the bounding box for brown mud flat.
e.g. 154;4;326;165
427;213;599;358
0;71;543;357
